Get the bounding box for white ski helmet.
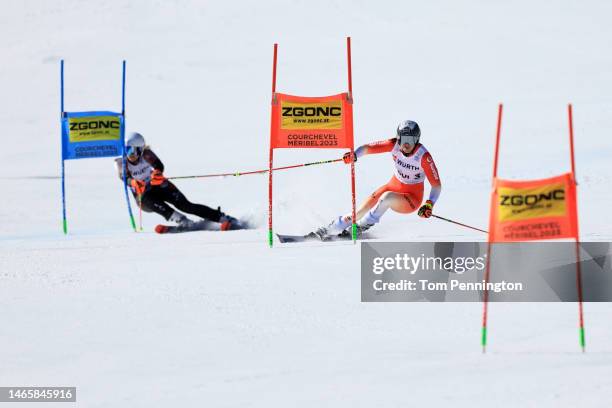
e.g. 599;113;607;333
126;132;145;158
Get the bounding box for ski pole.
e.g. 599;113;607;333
431;214;488;234
138;193;143;231
168;158;343;180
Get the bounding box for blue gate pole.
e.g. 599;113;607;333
121;60;137;231
60;60;68;234
62;160;67;234
122;60;126;115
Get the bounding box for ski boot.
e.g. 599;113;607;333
307;226;332;241
355;222;374;235
218;208;246;231
338;213;377;238
309;216;351;241
336;223;373;238
155;211;193;233
170;211;194;227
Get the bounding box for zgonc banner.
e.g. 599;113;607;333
488;173;579;242
61;111;124;160
270;93;354;149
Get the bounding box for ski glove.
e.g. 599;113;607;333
150;169;166;186
343;152;357;164
418;200;434;218
130;178;147;196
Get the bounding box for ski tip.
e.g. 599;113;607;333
154;224;168;234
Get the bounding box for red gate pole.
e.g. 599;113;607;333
568;104;577;178
347;37;353;98
347;37;357;242
268;43;278;247
568;103;586;351
481;103;503;353
492;103;503;180
272;43;278;95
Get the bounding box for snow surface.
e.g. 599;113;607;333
1;1;612;407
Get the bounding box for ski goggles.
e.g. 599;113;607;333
397;134;419;146
126;145;143;157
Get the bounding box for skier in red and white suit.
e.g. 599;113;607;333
315;120;441;238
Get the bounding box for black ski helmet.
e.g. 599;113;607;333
396;120;420;146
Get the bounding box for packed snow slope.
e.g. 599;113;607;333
1;1;612;407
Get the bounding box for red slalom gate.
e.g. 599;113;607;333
268;37;357;247
481;103;585;352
